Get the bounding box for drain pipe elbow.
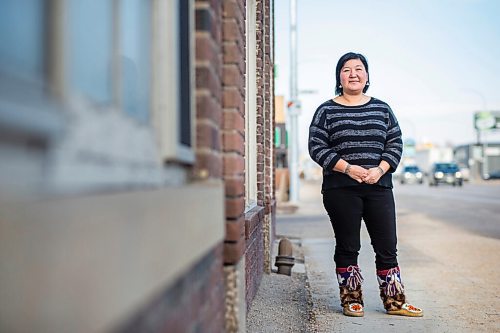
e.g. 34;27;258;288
275;238;295;276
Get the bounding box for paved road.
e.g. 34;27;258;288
276;179;500;332
394;181;500;239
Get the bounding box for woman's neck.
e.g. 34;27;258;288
336;93;369;106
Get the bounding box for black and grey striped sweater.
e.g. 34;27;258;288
308;97;403;189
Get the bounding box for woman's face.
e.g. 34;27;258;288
339;59;368;94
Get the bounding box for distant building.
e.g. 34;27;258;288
413;145;454;173
275;95;288;168
0;1;275;332
274;95;289;201
454;143;500;180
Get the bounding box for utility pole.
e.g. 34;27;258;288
472;90;489;179
288;0;299;202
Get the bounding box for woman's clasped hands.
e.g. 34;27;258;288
348;165;383;184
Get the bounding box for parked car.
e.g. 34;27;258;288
399;165;424;184
484;169;500;180
428;162;463;186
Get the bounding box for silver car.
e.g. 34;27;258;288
400;165;424;184
428;162;463;186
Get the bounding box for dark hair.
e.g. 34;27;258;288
335;52;370;95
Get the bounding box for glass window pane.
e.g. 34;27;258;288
0;0;45;81
121;0;151;122
67;0;113;104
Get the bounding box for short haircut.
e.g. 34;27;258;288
335;52;370;96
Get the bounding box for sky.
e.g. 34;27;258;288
274;0;500;158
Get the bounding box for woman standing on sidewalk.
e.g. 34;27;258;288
308;52;423;318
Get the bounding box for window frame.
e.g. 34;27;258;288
245;0;257;211
1;0;196;164
152;0;195;164
0;0;64;145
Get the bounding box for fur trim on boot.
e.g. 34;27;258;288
339;285;364;306
379;288;406;311
377;266;423;317
337;265;364;317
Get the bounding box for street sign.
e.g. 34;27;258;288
287;100;301;116
474;111;500;130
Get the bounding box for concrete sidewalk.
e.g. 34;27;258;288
273;180;443;332
293;177;434;332
303;237;443;333
248;179;500;332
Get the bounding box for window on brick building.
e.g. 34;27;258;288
120;0;151;123
0;1;153;126
0;0;194;166
0;0;160;173
245;0;257;210
0;1;45;82
0;1;63;146
67;1;113;104
152;0;195;164
67;0;151;123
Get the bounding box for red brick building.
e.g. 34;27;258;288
0;0;275;332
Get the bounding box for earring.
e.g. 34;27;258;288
366;82;370;86
338;85;342;88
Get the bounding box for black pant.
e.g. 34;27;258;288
322;185;398;270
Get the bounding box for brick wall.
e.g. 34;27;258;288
116;245;224;333
269;0;277;242
195;0;223;180
263;0;273;216
245;0;275;305
262;0;275;270
256;0;265;209
244;206;265;310
194;0;281;327
222;0;246;265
